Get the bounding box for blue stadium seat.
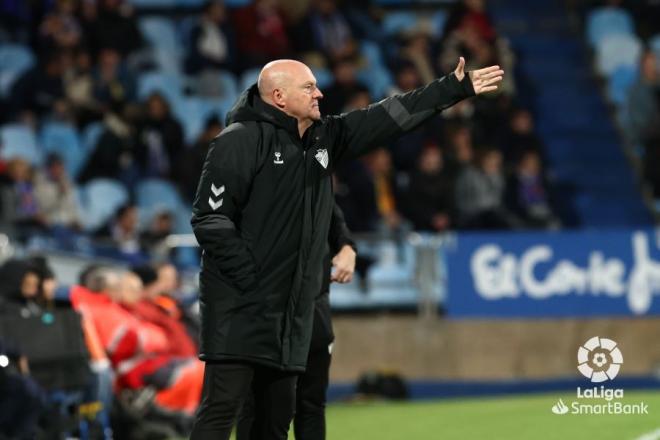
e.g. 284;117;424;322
173;97;223;144
79;179;129;232
137;71;186;106
217;70;239;101
39;122;86;177
0;123;42;165
139;17;183;71
175;0;205;6
586;7;635;47
223;0;252;7
382;11;419;36
360;40;386;69
0;43;35;97
357;65;393;100
312;67;333;89
431;10;448;37
595;33;642;76
607;64;638;106
136;178;189;232
239;67;260;92
81;122;104;153
0;43;35;73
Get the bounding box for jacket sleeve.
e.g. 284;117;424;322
328;202;355;255
191;125;259;292
328;73;475;163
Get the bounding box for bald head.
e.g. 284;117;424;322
256;59;324;133
258;59;310;103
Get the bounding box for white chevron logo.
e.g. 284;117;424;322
211;184;225;197
315;148;329;169
208;197;223;211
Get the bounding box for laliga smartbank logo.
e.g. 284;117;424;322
550;337;649;416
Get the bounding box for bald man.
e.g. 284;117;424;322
190;58;503;439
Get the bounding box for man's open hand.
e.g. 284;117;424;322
454;57;504;94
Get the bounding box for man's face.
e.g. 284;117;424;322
282;66;324;123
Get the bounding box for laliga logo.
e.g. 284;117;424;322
577;337;623;383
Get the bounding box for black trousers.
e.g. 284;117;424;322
190;361;297;440
236;346;332;440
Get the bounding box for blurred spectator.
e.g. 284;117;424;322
623;50;660;145
233;0;292;69
136;93;185;180
180;115;223;201
396;33;437;85
186;0;237;75
445;124;475;178
498;107;544;164
401;144;454;231
0;259;43;316
320;56;369;115
95;203;141;255
443;0;497;43
455;148;519;229
0;159;46;240
83;0;143;57
367;148;403;232
295;0;359;63
78;109;140;186
9;51;66;118
38;0;83;52
505;150;559;229
63;48;102;126
93;47;135;111
34;153;82;231
140;210;174;259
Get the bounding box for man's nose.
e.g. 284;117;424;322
314;89;323;99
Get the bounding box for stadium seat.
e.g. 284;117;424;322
175;0;205;7
173;97;223;144
312;67;333;89
595;33;642;76
138;17;183;71
216;70;239;101
81;122;104;153
39;122;86;177
0;43;36;97
0;123;42;165
357;65;393;100
431;10;448;37
360;40;386;70
586;7;635;47
223;0;252;7
79;179;129;231
137;71;186;106
239;67;261;92
382;11;419;36
607;64;638;106
135;178;189;232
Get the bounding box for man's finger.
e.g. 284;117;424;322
474;65;501;76
478;85;499;93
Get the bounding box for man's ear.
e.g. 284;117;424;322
272;88;286;109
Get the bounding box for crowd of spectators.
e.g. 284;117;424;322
0;0;559;266
0;255;201;438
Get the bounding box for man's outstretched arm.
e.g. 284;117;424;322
329;58;504;163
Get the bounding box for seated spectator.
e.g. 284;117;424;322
0;259;43;317
455;148;519;229
505;150;559;229
92;47;135;111
95;203;141;256
63;48;102;126
445;124;475;179
0;159;46;240
186;0;237;76
78;108;140;186
498;107;545;164
233;0;292;69
34;153;82;232
136;93;185;180
295;0;360;63
443;0;497;43
140;210;174;259
38;0;83;51
180;115;223;201
401;143;454;232
9;51;66;118
83;0;143;57
320;56;369;115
